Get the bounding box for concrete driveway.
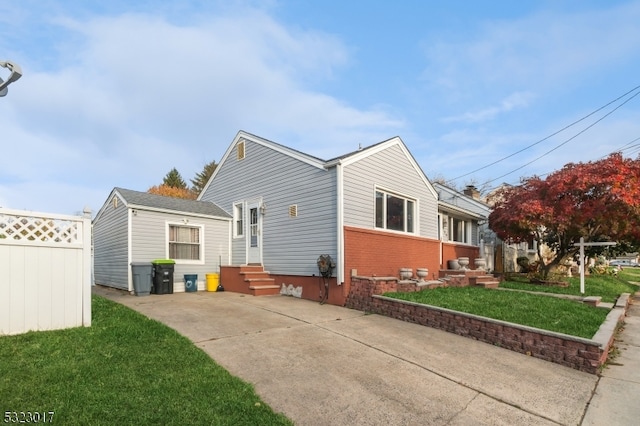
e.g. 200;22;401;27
94;286;598;425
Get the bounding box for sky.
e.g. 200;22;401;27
1;0;640;216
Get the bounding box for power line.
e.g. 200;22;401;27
481;89;640;186
451;84;640;181
484;135;640;193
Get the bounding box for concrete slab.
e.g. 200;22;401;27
581;377;640;426
93;286;613;425
583;298;640;425
322;314;595;425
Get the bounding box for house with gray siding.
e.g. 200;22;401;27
93;188;231;293
433;182;492;270
199;131;484;305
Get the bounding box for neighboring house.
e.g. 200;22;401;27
485;183;543;273
93;187;231;293
433;183;493;270
198;131;483;305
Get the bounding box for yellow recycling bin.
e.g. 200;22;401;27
206;273;219;292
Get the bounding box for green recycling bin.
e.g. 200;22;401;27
184;274;198;292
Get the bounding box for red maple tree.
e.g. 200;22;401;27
489;153;640;277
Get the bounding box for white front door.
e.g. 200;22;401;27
247;200;262;264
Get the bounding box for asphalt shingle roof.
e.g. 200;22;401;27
114;187;231;218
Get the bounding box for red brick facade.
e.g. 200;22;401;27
441;241;480;264
344;226;442;279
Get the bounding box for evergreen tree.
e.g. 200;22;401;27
163;167;188;189
191;160;218;196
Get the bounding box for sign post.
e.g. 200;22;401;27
573;237;616;295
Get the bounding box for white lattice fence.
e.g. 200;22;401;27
0;207;92;335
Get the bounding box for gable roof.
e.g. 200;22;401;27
199;131;439;200
93;187;231;222
326;136;439;200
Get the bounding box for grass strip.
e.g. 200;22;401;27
383;286;608;339
0;295;292;426
499;273;638;303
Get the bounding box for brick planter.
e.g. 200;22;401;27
345;276;629;374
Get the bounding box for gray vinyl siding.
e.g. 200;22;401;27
93;194;128;289
201;139;337;276
342;144;439;239
438;193;488;217
434;183;490;247
130;209;230;291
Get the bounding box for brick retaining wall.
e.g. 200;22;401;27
345;276;628;374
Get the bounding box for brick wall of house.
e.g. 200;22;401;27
442;241;480;265
345;276;608;374
344;226;441;280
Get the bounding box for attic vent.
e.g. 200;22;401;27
112;197;118;209
288;204;298;217
237;140;245;160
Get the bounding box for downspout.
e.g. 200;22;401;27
438;214;443;268
336;160;345;285
127;207;133;292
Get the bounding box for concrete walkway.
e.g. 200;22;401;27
93;286;640;425
582;292;640;425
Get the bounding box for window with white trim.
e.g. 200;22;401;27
168;224;202;261
233;203;244;237
375;190;415;233
450;217;470;244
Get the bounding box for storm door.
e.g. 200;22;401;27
247;200;262;264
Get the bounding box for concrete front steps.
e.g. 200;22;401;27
438;269;500;289
468;274;500;289
242;265;280;296
220;265;280;296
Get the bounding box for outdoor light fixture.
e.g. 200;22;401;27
0;60;23;97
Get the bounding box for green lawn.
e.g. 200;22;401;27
383;285;609;339
499;273;638;303
617;265;640;285
0;296;292;426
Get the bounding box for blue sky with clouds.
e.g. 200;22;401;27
1;0;639;215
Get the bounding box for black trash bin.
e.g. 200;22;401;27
152;259;175;294
131;262;153;296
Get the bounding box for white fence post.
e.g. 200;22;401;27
82;207;92;327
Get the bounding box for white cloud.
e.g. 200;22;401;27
0;6;404;214
442;91;536;123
